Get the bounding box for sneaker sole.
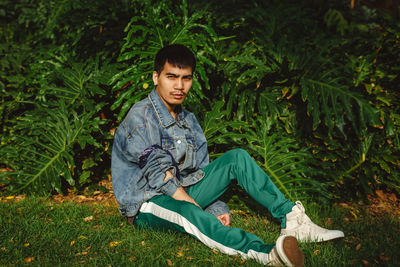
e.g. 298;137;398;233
276;235;304;267
281;230;345;243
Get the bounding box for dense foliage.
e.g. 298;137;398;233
1;0;399;201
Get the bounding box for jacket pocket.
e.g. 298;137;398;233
161;136;176;150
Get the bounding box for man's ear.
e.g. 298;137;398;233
152;71;158;86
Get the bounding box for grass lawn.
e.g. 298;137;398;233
0;195;399;266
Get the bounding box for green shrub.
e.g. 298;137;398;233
0;0;398;200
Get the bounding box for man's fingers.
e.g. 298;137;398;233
217;213;231;226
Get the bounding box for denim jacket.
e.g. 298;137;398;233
112;88;229;218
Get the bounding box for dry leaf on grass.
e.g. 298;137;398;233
167;259;174;266
362;259;369;265
76;251;88;256
93;225;103;230
379;253;391;261
84;216;93;222
109;241;122;247
24;257;34;263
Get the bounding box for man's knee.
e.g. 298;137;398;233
226;148;251;161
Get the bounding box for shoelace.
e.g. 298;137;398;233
294;201;326;233
294;201;306;225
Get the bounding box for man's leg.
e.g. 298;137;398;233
188;148;344;242
187;148;294;228
134;195;304;265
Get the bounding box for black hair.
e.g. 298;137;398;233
154;44;196;74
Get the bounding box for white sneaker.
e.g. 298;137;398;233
267;235;304;267
281;201;344;242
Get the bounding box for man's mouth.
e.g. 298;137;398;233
171;92;185;99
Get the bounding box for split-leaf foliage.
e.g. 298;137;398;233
1;0;399;201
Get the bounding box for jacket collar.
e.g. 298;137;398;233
149;88;188;128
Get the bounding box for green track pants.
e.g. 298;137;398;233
135;149;295;264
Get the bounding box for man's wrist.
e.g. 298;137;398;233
164;170;174;181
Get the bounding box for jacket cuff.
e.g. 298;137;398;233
205;200;230;216
160;176;180;196
119;204;141;217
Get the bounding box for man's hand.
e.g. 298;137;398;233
217;213;231;226
165;170;201;208
171;186;201;208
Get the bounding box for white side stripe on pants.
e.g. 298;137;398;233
139;202;270;265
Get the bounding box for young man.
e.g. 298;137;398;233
112;44;344;266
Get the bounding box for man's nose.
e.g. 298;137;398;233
175;78;183;89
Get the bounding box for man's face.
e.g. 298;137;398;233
153;61;193;113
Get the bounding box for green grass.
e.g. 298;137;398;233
0;197;399;266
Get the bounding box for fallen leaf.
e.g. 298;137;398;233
166;259;174;266
1;247;7;252
16;195;25;200
313;249;320;255
375;190;385;200
349;210;358;220
212;249;218;254
24;243;30;247
379;253;391;261
76;251;88;256
176;251;183;257
84;216;93;222
185;256;193;260
129;257;137;261
6;196;15;200
24;257;34;263
362;259;369;265
388;193;397;202
109;241;122;247
78;235;88;240
141;241;145;246
355;244;361;250
70;240;76;246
